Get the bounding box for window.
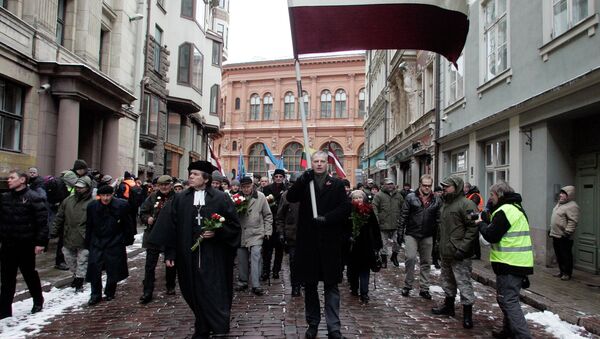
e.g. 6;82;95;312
178;43;203;92
263;93;273;120
249;94;260;120
485;138;510;192
284;91;295;119
219;0;226;8
232;140;237;152
154;25;163;73
248;143;268;177
300;91;309;118
357;144;365;162
553;0;589;37
358;88;366;118
483;0;509;82
195;0;206;29
450;150;467;174
212;41;221;66
283;142;303;174
167;112;181;145
181;0;193;17
0;78;23;151
324;142;344;174
334;89;347;118
216;23;224;37
99;28;110;72
445;55;464;106
56;0;66;45
320;90;332;118
141;93;160;136
210;84;219;115
234;97;240;110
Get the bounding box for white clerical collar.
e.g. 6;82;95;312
193;190;205;206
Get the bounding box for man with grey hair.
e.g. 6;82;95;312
373;178;404;267
478;181;534;338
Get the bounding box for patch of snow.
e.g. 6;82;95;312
430;285;444;294
525;311;589;339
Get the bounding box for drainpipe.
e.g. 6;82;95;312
434;54;441;185
366;51;372;180
133;0;151;176
383;50;389;178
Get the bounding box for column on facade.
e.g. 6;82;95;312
468;132;479;185
55;96;81;174
310;75;318;123
509;116;522;192
101;114;120;178
240;80;247;121
348;73;356;118
274;78;281;123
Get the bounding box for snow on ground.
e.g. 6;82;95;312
525;311;591;339
0;235;145;338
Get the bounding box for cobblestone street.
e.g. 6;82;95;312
24;250;590;338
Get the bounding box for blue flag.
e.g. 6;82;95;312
262;143;284;169
237;150;245;180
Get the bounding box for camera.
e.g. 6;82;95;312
467;210;480;221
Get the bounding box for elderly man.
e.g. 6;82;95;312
235;177;272;296
286;151;351;339
373;178;404;268
432;175;478;329
150;161;241;338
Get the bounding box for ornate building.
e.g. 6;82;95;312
216;54;366;185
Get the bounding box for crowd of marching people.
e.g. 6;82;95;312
1;154;578;339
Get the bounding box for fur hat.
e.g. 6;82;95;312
188;160;217;174
273;169;286;176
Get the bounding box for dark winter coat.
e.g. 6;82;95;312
286;172;351;284
372;189;404;231
439;176;479;260
0;188;48;247
139;190;175;249
348;209;383;271
275;190;299;247
149;187;241;335
262;183;287;228
399;190;441;239
85;198;132;283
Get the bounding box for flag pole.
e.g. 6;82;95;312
295;59;318;218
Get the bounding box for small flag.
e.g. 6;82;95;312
209;145;225;176
262;143;284;169
327;144;346;178
300;146;317;169
237;149;245;180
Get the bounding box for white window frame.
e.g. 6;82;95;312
444;54;465;108
484;137;510;196
479;0;510;85
449;149;468;176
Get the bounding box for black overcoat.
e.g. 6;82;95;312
85;198;132;283
149;187;240;335
348;210;383;271
286;174;351;284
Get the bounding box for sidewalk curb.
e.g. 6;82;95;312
471;266;600;336
14;247;146;303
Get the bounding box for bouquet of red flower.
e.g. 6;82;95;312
230;193;250;216
350;200;372;240
191;213;225;251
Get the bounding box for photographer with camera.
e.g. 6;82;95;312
431;175;478;329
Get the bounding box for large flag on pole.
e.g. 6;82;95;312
262;143;284;169
288;0;469;64
237;149;245;180
209;144;225;176
327;144;347;178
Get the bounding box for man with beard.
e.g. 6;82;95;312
260;168;287;280
138;175;177;304
50;176;94;292
150;161;241;338
432;175;478;329
86;185;134;305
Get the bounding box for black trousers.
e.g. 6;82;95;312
347;265;370;296
553;237;574;276
262;232;283;276
304;282;341;334
0;243;44;318
143;248;177;294
287;246;299;287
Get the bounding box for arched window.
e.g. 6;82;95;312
299;91;310;118
248;143;268;177
249;94;260;120
334;89;347;118
283;142;303;174
358;88;366;118
322;142;344;175
284;92;295;119
232;140;238;152
357;144;365;161
263;93;273;120
235;97;240;110
320;90;332;118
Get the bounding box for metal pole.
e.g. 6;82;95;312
294;59;318;218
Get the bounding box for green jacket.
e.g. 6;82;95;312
51;192;94;249
373;189;404;231
438;176;479;259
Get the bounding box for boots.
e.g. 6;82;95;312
73;277;84;293
390;252;400;267
463;304;473;329
381;254;388;268
431;296;455;316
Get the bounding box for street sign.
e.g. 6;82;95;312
375;160;388;169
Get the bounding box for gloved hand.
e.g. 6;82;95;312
298;169;315;184
313;215;327;226
453;249;466;261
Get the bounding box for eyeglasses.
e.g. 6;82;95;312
421;184;432;187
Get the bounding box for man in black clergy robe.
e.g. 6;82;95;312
150;161;241;338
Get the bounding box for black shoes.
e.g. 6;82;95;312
463;304;473;329
251;287;264;296
561;275;572;281
419;290;432;300
432;296;455;316
166;287;176;295
139;293;153;304
88;296;101;306
54;262;69;271
401;287;410;297
31;304;43;314
235;284;248;291
327;330;344;339
380;255;388;268
272;272;280;279
390;252;400;267
491;328;513;338
292;285;301;297
350;289;359;296
305;325;318;339
359;294;369;304
104;295;114;301
73;277;84;293
260;273;269;281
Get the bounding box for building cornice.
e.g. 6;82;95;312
223;54;365;72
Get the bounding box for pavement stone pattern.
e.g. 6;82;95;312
28;251;593;338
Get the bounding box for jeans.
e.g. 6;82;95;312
237;246;262;288
553;237;573;276
496;274;532;338
304;282;341;334
0;243;44;318
404;235;432;290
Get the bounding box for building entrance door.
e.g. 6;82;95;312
575;153;599;274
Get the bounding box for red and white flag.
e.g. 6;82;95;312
327;144;346;178
209;145;225;176
288;0;469;64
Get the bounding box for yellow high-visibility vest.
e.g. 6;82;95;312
490;204;534;268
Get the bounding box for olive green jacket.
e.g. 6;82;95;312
372;189;404;231
51;192;94;249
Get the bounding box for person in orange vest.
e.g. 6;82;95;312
464;182;484;260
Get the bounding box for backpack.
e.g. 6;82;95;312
43;176;69;205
